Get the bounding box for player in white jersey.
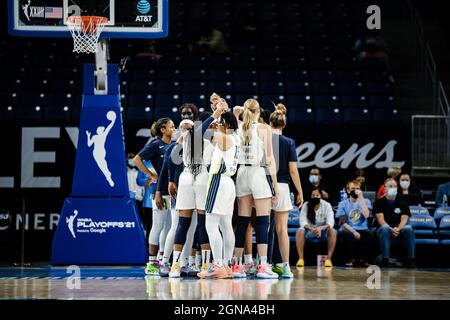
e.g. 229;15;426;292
159;119;198;277
169;96;225;278
232;99;279;279
197;111;241;279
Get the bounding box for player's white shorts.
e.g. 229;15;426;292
205;174;236;215
272;183;293;212
236;165;274;199
175;169;209;211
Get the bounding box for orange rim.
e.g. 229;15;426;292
67;16;108;33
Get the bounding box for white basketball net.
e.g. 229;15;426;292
66;16;107;54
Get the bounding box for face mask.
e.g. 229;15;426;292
400;181;410;190
387;187;397;197
309;197;320;206
128;159;135;167
309;175;319;184
349;190;358;199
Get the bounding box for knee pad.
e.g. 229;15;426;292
197;214;210;245
255;216;270;244
234;216;251;248
192;229;199;249
174;217;191;245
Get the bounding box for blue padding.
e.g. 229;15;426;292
414;230;435;236
438;230;450;236
440;217;450;229
415;239;439;245
409;206;430;216
440;240;450;245
288;208;300;227
288;227;298;234
435;207;450;221
408;215;437;229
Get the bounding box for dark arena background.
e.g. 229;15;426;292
0;0;450;311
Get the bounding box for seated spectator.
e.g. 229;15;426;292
373;178;416;268
376;167;402;199
354;169;375;191
295;188;337;268
397;172;423;206
435;182;450;207
188;22;229;55
336;180;372;267
303;167;330;201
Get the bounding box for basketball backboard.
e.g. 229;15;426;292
8;0;168;39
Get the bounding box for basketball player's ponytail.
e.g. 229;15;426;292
150;117;171;138
150;123;158;138
242;99;260;145
269;103;287;129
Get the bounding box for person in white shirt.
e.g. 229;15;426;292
295;188;337;268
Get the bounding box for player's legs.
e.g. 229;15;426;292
169;209;193;277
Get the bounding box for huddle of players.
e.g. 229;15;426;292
133;93;303;280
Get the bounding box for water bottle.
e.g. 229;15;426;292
340;188;347;202
444;194;448;207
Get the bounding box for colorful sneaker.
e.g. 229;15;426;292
183;264;200;277
232;263;247;278
244;262;257;276
280;264;294;279
256;264;279;279
144;261;160;276
204;263;229;279
225;265;233;279
197;264;211;278
296;258;305;267
159;262;171;277
180;265;190;276
169;262;181;278
324;259;333;268
201;263;209;273
272;264;283;277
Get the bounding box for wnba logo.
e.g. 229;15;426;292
137;0;151;15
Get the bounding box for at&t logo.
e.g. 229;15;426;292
136;0;153;23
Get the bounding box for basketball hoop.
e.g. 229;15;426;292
66;16;108;54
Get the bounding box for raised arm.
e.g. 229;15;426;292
358;193;370;219
104;113;116;136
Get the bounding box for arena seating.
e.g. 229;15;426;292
0;0;401;126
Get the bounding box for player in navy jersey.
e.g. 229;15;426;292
269;104;304;278
134;118;175;275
